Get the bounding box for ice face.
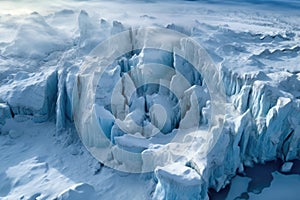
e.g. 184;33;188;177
0;103;12;133
0;69;58;123
153;163;205;200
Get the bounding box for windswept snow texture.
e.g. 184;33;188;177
0;0;300;199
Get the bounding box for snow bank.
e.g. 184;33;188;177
3;12;69;60
57;183;96;200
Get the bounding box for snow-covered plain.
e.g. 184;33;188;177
0;0;300;199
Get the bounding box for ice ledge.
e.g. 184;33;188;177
0;69;58;124
153;163;207;200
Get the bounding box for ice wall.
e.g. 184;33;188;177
0;7;299;200
0;69;58;124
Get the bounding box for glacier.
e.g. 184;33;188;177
0;0;300;199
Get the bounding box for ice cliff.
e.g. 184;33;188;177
0;3;299;199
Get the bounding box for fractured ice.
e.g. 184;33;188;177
0;2;300;199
